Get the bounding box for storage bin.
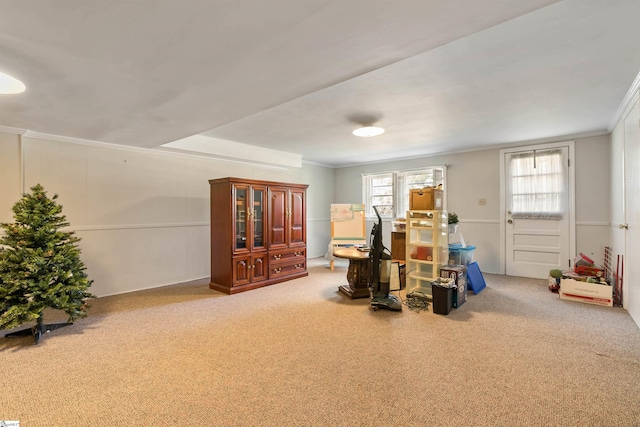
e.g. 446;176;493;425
448;245;476;266
560;277;612;306
392;220;406;232
409;245;433;261
467;261;486;294
409;188;443;210
431;283;453;315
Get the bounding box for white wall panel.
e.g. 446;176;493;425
17;135;334;296
77;226;194;297
623;96;640;325
610;119;626;261
574;135;610;223
22;137;89;226
185;158;222;223
576;224;611;266
306;218;331;259
573;135;611;263
186;224;210;278
335;149;503;273
334;135;610;275
455;221;501;273
300;162;335;258
0;132;22;224
85;147;190;226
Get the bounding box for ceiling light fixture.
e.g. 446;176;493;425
352;126;384;137
0;71;26;94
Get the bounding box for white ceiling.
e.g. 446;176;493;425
1;0;639;167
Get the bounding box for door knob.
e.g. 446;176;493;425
507;219;513;224
619;223;629;230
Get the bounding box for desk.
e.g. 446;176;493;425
334;247;371;299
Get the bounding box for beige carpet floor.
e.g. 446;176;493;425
1;257;639;426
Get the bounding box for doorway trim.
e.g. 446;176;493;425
499;140;576;275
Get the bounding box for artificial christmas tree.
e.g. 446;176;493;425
0;184;94;344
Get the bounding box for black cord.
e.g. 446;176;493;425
403;290;431;312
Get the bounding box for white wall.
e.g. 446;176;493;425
0;133;334;297
0;132;22;225
610;86;640;326
334;135;611;275
574;135;611;265
299;162;335;260
610;114;626;263
0;128;614;296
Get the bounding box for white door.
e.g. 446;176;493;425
624;99;640;323
610;111;626;306
502;144;574;278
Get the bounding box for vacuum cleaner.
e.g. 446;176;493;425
368;206;402;311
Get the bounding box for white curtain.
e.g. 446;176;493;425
510;149;564;219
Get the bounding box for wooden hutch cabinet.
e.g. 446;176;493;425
209;177;308;294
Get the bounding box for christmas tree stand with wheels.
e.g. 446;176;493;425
0;184;94;345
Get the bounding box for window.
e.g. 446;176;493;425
397;169;444;215
509;149;564;219
363;167;445;219
362;173;394;218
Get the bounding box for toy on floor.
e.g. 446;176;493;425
548;268;562;293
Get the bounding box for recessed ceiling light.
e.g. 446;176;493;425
352;126;384;137
0;71;26;94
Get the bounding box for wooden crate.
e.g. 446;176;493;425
560;278;613;307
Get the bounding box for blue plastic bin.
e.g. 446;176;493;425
448;245;476;266
466;261;486;294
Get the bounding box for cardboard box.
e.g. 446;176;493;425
440;265;467;308
409;188;443;210
574;265;604;277
559;278;613;307
574;252;595;266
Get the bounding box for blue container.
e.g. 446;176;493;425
448;245;476;266
467;261;486;294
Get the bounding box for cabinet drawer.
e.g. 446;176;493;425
269;247;306;265
270;260;306;279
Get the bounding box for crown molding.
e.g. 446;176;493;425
609;69;640;131
0;125;27;135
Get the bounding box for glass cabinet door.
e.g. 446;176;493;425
252;186;266;250
234;186;248;250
